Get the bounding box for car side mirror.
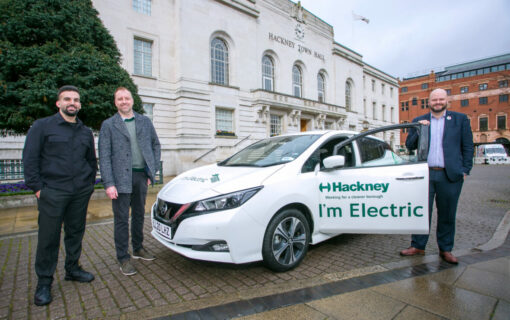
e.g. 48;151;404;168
323;155;345;170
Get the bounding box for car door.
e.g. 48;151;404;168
316;123;429;235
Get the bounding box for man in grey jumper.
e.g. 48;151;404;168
99;87;161;275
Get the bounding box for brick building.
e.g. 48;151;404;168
399;53;510;148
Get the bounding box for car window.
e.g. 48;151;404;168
221;134;322;167
358;136;406;167
302;136;354;173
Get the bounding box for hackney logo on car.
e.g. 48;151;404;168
319;181;389;193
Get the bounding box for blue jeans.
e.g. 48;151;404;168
411;169;463;252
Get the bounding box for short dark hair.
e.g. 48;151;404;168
57;85;80;99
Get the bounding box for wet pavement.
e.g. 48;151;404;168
0;165;509;319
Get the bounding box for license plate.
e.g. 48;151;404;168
152;219;171;239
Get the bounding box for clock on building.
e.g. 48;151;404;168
295;23;304;40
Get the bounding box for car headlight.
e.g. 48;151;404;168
190;186;263;213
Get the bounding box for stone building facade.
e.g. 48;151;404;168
1;0;399;176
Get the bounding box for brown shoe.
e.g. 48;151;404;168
439;251;458;264
400;247;425;256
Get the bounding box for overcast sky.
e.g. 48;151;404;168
295;0;510;79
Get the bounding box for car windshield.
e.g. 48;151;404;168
486;148;505;155
220;134;322;167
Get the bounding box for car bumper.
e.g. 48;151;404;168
150;203;265;264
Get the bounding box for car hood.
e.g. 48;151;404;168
158;164;284;204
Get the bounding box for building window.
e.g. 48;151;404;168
292;65;302;98
364;99;367;116
381;83;385;94
262;55;274;91
479;83;488;91
460;86;469;93
270;114;282;136
134;38;152;76
479;97;488;105
461;99;469;107
345;81;352;111
421;83;429;89
382;105;386;121
412;97;417;105
500;94;509;102
133;0;151;15
390;87;393;98
497;115;506;130
446;89;451;95
401;87;408;93
371;80;375;92
211;38;229;85
479;117;488;131
390;107;394;122
215;108;234;136
142;103;154;121
372;102;376;120
317;72;325;102
499;80;508;88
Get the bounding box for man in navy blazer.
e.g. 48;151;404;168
401;88;473;264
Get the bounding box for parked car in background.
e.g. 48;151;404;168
474;144;509;164
151;124;430;271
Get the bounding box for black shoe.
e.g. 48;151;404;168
65;267;95;283
34;285;52;306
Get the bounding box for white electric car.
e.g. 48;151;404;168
151;123;430;271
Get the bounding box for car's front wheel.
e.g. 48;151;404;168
262;209;310;272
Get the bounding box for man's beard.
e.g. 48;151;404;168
62;105;79;116
431;103;447;113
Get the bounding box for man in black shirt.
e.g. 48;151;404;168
23;85;97;306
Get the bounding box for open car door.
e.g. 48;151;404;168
316;123;429;235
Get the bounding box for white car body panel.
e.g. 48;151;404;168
151;128;429;267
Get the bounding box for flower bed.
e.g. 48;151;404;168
0;181;32;196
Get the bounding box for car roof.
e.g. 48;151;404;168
277;130;359;137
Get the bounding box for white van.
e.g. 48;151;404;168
474;144;509;164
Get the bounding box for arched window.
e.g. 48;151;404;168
345;81;352;111
211;38;228;85
292;65;302;97
317;72;325;102
262;55;274;91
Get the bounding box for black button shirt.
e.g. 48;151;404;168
23;112;98;193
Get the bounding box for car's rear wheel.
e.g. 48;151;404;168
262;209;310;272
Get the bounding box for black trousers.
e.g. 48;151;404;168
35;185;94;286
112;171;148;263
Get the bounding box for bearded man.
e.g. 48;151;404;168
400;88;474;264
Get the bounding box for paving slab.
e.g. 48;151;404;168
393;305;444;320
455;263;510;301
307;289;405;320
237;304;326;320
492;299;510;320
371;276;497;320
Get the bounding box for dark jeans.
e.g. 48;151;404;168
112;171;148;263
411;169;464;252
35;185;94;286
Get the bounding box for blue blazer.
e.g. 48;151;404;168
406;111;474;182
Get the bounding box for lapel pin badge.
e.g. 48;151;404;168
447;116;451;120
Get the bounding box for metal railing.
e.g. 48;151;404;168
0;160;24;180
0;159;164;184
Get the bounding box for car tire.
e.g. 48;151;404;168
262;208;310;272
